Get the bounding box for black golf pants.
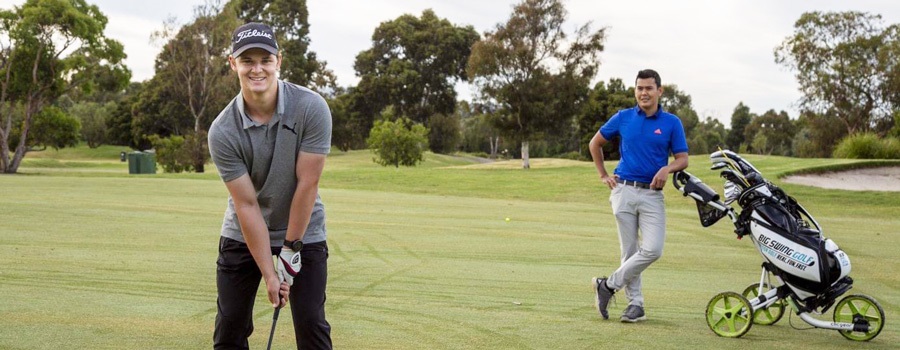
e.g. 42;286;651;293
214;237;332;350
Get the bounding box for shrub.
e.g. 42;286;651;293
890;111;900;138
876;137;900;159
832;133;900;159
11;106;81;151
147;131;210;173
148;134;190;173
366;117;429;167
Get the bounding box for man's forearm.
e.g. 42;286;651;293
588;133;609;177
285;181;318;242
235;205;278;279
593;156;608;177
667;153;689;173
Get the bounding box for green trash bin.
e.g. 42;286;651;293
140;152;157;174
127;151;157;174
127;152;142;174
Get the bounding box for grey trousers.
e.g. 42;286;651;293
606;185;666;307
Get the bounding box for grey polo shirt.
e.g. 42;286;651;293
208;80;332;246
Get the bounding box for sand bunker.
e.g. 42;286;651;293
781;167;900;192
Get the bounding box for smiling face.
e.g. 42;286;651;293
634;77;663;114
229;48;281;96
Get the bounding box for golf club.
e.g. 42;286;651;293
266;305;281;350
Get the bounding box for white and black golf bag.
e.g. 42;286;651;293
674;150;853;311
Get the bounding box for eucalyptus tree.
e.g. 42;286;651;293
353;9;479;141
467;0;605;168
0;0;129;173
743;109;795;155
726;102;752;151
775;11;900;135
148;0;240;172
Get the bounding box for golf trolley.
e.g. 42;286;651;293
672;150;885;341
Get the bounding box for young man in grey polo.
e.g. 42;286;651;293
208;22;333;349
588;69;689;323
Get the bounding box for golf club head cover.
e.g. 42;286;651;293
277;248;301;286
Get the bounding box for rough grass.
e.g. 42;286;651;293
1;146;898;349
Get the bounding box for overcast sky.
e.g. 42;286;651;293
1;0;898;125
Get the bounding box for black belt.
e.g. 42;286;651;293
617;178;653;190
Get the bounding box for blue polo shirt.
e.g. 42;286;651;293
599;105;688;183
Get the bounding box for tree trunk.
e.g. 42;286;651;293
521;141;530;169
8;131;27;173
192;117;205;173
193;140;205;173
488;136;499;159
0;120;9;173
6;98;40;173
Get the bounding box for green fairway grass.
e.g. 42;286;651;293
1;146;898;349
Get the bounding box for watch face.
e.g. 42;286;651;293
288;240;302;251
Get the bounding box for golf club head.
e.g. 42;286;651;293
722;180;740;205
710;161;730;170
710;150;761;177
720;169;749;190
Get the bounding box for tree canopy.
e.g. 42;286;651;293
726;102;752;151
576;78;632;159
660;84;699;138
467;0;605;168
0;0;129;173
353;9;479;125
775;11;900;135
744;109;796;155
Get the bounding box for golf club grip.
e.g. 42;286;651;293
266;307;280;350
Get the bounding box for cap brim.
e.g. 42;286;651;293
232;43;278;57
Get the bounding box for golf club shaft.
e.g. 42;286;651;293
266;307;280;350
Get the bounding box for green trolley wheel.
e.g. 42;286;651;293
833;294;885;341
706;291;754;338
742;283;785;325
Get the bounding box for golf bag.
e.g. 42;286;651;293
673;150;884;341
674;150;852;307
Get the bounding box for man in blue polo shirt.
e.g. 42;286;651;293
588;69;689;323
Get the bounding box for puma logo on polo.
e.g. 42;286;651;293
282;123;297;135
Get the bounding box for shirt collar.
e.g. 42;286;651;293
238;80;285;129
636;104;663;118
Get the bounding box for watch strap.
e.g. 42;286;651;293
283;239;303;251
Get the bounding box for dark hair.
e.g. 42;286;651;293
636;69;661;88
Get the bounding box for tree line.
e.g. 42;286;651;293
2;0;899;173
